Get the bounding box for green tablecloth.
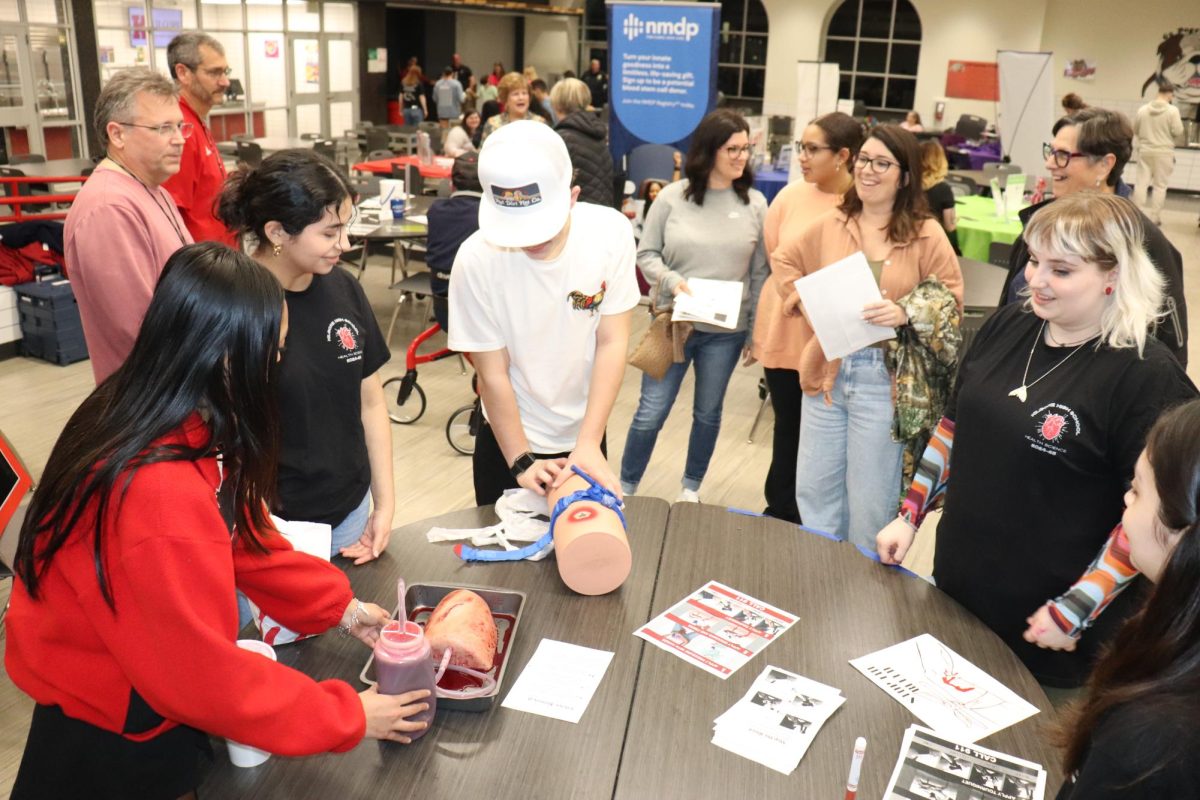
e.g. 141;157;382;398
955;195;1025;262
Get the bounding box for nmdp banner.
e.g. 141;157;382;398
608;1;719;158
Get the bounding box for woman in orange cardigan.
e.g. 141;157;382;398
752;112;861;523
775;125;962;549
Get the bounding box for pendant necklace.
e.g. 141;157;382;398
1008;321;1094;403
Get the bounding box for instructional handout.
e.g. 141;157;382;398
712;665;845;775
792;251;896;359
883;725;1047;800
671;278;743;329
635;581;798;679
850;634;1040;742
500;639;614;723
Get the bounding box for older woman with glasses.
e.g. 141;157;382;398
998;107;1187;365
620;109;768;503
777;124;962;550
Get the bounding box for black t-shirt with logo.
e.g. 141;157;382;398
275;268;390;526
935;303;1195;687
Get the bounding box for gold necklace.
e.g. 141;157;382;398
1008;321;1093;403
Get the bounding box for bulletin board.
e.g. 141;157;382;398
946;60;999;101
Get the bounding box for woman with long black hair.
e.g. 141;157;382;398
7;243;429;799
1056;399;1200;797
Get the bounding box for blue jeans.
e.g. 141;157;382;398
402;106;425;126
794;348;903;551
621;329;746;493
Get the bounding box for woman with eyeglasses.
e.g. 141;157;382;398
7;243;430;800
620;109;768;503
876;193;1195;695
998;107;1187;365
751;112;862;523
777;124;962;549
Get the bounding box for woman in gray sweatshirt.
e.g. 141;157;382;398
621;109;768;502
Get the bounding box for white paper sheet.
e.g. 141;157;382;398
635;581;798;679
883;725;1047;800
792;252;895;360
849;634;1040;742
501;639;614;723
671;278;743;329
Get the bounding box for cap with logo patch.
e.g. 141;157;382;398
477;119;573;248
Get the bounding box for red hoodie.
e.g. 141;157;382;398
5;417;366;755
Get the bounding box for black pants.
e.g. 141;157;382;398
763;367;802;523
472;422;607;507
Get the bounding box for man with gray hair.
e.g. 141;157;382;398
162;32;235;244
65;67;192;383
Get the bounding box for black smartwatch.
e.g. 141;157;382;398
509;452;536;479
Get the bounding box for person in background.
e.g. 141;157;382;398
461;74;479;115
1132;79;1183;226
444;110;481;158
66;67;193;384
531;78;556;125
782;125;962;549
523;66;539;85
999;108;1187;366
920;140;959;254
218;150;394;565
426;153;482;332
551;77;613;207
480;72;546;142
400;66;427;126
582;58;608;107
620;109;768;503
1054;400;1200;798
449;52;471;89
877;193;1195;694
1062;92;1087;117
162;33;235;247
6;243;429;800
900;111;924;132
487;61;504;87
753;112;861;523
432;66;465;130
448;121;639;505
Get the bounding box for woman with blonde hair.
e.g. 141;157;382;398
877;192;1196;694
480;72;546;141
552;77;612;206
920;140;959;253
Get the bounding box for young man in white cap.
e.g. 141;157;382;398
448;120;639;506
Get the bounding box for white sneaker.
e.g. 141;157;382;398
621;482;638;497
676;488;700;503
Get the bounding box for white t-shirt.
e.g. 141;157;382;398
448;202;640;452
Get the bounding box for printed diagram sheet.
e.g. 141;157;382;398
884;725;1046;800
850;634;1039;742
635;581;798;679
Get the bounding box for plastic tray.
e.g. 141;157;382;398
359;582;525;711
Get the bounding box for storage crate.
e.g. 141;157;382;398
14;279;88;366
20;327;88;366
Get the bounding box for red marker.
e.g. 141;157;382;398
844;736;867;800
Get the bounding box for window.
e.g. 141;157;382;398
717;0;767;112
823;0;921;113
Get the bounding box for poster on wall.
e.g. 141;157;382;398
367;47;387;74
1062;59;1096;81
946;60;999;101
264;39;280;59
1141;27;1200;103
304;41;320;85
606;0;720;162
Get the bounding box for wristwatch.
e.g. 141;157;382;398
509;452;536;479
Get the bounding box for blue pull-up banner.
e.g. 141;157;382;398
606;1;720;161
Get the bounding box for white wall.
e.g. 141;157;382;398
759;0;833;116
525;16;579;81
457;11;515;80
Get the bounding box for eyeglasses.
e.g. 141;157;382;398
854;153;899;174
723;145;752;158
794;142;834;157
195;66;233;79
118;121;194;139
1043;142;1088;168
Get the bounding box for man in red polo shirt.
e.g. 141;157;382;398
163;33;236;245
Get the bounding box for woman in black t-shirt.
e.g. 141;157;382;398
1055;399;1200;798
875;193;1196;688
920;140;959;254
219;150;394;566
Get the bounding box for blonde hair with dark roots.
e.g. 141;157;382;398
1023;193;1163;355
920;140;948;190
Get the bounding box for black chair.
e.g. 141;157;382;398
982;162;1022;188
987;241;1013;269
944;173;978;197
312;139;337;164
0;165;51;214
953;114;988;141
300;132;323;141
366;149;394;162
8;154;46;165
235;141;263;169
392;162;424;196
365;127;391;154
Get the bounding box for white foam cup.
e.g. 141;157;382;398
226;639;277;768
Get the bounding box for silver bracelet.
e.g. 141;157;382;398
339;599;366;636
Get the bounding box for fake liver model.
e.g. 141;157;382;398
424;589;498;671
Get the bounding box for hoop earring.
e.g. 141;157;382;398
271;242;282;257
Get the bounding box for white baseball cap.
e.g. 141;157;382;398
477;120;573;248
